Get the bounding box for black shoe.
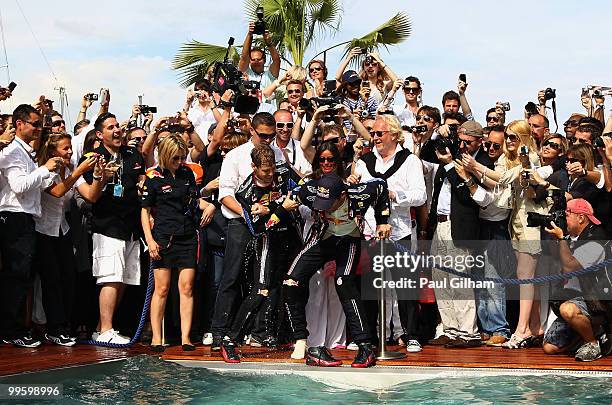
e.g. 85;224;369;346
3;334;42;348
45;333;76;347
151;345;165;353
306;346;342;367
352;343;376;368
182;343;196;352
250;335;278;348
211;336;222;352
428;335;453;346
445;338;482;348
220;340;241;363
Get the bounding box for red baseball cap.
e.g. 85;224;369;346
566;198;601;225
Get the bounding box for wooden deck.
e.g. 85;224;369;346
1;342;612;378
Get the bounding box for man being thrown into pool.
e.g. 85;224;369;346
283;173;391;368
220;144;301;363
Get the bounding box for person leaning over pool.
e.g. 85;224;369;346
141;133;215;352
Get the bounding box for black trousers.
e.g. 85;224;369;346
283;235;371;343
211;219;251;337
0;212;36;339
35;231;77;335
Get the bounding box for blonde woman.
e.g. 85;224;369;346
141;133;214;352
464;120;549;348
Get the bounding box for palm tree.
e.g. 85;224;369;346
172;0;411;87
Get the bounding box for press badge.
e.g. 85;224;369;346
113;183;124;197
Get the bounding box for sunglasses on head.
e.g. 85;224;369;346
51;120;65;127
287;89;302;95
484;141;502;150
319;156;338;163
404;87;420;94
542;140;561;150
415;115;432;122
505;133;519;142
276;122;294;129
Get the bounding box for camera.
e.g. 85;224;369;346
519;145;531;180
435;125;459;157
525;101;539;116
8;82;16;92
527;189;567;231
593;132;612;149
85;93;98;101
407;125;428;134
500;102;511;111
361;49;369;55
544;87;556;101
211;37;260;115
253;6;266;35
139;105;157;114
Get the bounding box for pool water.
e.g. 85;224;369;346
16;356;612;404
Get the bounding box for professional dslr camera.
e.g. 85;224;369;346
211;37;260;115
252;6;266;35
406;124;428;134
435;124;459;158
311;80;343;122
593;132;611;149
526;189;567;231
139;105;157;114
544;87;556;101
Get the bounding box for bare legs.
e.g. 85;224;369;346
514;251;540;338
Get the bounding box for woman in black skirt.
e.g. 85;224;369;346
141;133;214;352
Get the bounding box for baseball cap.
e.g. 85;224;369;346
312;173;346;211
342;70;361;84
459;120;484;138
566;198;601;225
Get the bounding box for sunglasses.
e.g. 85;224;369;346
323;137;340;144
254;129;275;140
505;133;519;143
459;138;474;146
571;138;590;144
25;120;43;128
542;140;561;150
404;88;420;94
364;61;378;67
130;136;146;143
371;130;389;138
287;89;302;95
564;120;579;127
486;115;499;122
52;120;65;127
250;57;264;62
566;157;585;164
319;157;338;163
415;115;432;122
171;155;187;162
309;66;322;73
276;122;294;129
484;141;502;150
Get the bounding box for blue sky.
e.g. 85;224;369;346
1;0;610;130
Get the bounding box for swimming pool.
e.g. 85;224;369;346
3;356;611;404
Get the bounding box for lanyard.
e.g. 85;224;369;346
16;140;37;164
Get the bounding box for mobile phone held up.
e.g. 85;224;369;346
459;73;467;84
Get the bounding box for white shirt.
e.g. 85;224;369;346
35;170;75;236
393;104;417;128
218;140;285;219
0;137;52;217
355;144;427;240
245;67;277;105
70;123;94;168
470;185;511;222
436;162;454;216
273;138;312;176
188;105;217;143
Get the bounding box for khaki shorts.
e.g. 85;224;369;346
92;233;141;285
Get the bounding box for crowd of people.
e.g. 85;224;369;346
1;20;611;368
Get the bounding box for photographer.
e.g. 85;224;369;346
185;80;221;140
238;21;280;104
77;89;110;123
391;76;422;128
528;113;550;148
543;199;608;361
338;70;378;127
426;121;485;348
0;105;59;347
306;59;328;98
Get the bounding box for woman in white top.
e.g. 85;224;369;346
34;132;105;346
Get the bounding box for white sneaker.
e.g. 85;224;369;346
92;331;100;341
347;342;359;351
95;329;131;344
202;333;213;346
434;323;444;339
406;339;422;353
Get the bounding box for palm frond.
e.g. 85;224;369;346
342;12;412;57
172;41;240;87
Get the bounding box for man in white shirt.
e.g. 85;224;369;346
0;104;61;347
211;112;285;348
272;109;311;176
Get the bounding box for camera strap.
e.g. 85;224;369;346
551;98;559;133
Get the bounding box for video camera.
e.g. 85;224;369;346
211;37;260;115
310;80;343;122
526;189;567;232
253;6;266;35
435;124;460;158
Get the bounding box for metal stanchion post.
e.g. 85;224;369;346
376;239;405;360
